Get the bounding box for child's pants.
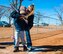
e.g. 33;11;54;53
14;30;25;48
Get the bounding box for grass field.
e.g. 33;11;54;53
0;26;63;54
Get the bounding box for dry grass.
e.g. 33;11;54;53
45;51;63;54
0;26;63;54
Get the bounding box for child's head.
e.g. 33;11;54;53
20;6;26;14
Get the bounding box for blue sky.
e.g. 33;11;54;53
35;0;63;9
0;0;63;25
0;0;62;11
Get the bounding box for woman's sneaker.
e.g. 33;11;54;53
27;47;33;51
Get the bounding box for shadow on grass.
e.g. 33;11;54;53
0;42;63;52
29;45;63;52
0;46;6;49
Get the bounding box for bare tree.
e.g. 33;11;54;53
0;9;6;21
35;11;42;33
35;11;42;27
0;0;33;24
4;8;12;25
54;6;63;25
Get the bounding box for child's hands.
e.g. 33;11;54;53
19;15;25;19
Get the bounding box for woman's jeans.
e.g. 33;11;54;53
25;30;32;48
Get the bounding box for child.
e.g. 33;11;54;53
10;6;27;52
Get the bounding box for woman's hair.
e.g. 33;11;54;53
30;4;34;8
29;4;34;10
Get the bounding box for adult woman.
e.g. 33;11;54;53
24;4;34;51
